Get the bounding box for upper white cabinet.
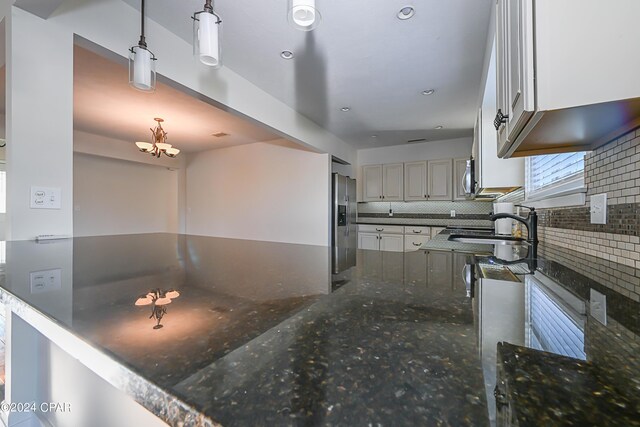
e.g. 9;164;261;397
382;164;404;201
495;0;640;158
362;165;383;201
427;159;453;201
404;161;428;201
361;164;403;201
453;158;469;201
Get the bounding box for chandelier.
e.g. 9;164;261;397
135;118;180;158
135;288;180;329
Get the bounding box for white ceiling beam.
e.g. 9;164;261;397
14;0;66;19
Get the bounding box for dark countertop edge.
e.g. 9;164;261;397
0;287;219;427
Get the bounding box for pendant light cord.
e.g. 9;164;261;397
138;0;147;48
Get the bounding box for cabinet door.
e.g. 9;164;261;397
454;158;469;200
358;232;380;250
505;0;534;142
382;163;404;201
427;251;452;287
362;165;383;201
427;159;453;201
495;0;510;151
404;161;427;201
380;234;404;252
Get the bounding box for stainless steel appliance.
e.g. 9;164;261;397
332;173;357;274
461;156;476;197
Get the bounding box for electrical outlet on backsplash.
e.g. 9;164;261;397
357;200;493;226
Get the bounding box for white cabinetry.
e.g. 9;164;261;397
358;232;380;250
361;164;403;201
357;225;404;252
380;234;404;252
382;164;404;201
404;226;431;252
427;159;453;201
495;0;640;158
362;165;383;201
404;161;427;201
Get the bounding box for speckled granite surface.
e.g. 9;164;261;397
0;233;638;426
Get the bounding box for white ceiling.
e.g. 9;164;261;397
74;46;280;153
120;0;493;149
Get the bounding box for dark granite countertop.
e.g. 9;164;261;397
0;233;639;426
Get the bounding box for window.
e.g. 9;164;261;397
525;152;586;202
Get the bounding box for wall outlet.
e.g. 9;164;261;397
590;288;607;325
30;186;61;210
450;210;456;218
590;193;607;224
388;209;394;217
30;268;62;294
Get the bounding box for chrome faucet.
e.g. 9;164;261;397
489;205;538;243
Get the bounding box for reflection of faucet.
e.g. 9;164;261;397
490;205;538;243
487;242;538;274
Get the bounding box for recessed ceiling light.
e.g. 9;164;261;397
397;6;415;20
422;89;435;96
280;50;294;60
340;107;351;112
434;125;443;130
371;135;378;138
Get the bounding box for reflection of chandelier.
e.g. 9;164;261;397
135;288;180;329
135;118;180;158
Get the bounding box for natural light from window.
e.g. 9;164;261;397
525;152;586;201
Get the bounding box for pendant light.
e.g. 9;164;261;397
288;0;321;31
129;0;157;91
193;0;222;68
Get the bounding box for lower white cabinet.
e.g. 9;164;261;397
380;234;404;252
358;232;381;250
358;226;404;252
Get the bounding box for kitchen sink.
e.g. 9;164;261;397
448;234;526;246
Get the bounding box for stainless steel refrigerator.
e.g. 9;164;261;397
332;173;357;274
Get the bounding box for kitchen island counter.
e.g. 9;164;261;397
0;233;638;426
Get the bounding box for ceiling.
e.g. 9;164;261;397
73;46;280;153
120;0;493;149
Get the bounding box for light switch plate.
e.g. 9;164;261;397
30;268;62;294
30;186;61;210
590;193;607;224
590;288;607;325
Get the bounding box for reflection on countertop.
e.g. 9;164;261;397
0;233;639;426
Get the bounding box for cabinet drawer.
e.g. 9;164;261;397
404;235;430;252
358;224;404;234
404;226;431;236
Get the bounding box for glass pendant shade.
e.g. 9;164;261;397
129;45;156;92
155;297;172;306
135;141;153;151
165;290;180;299
135;296;153;306
288;0;321;31
194;10;222;68
155;143;171;151
165;147;180;157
